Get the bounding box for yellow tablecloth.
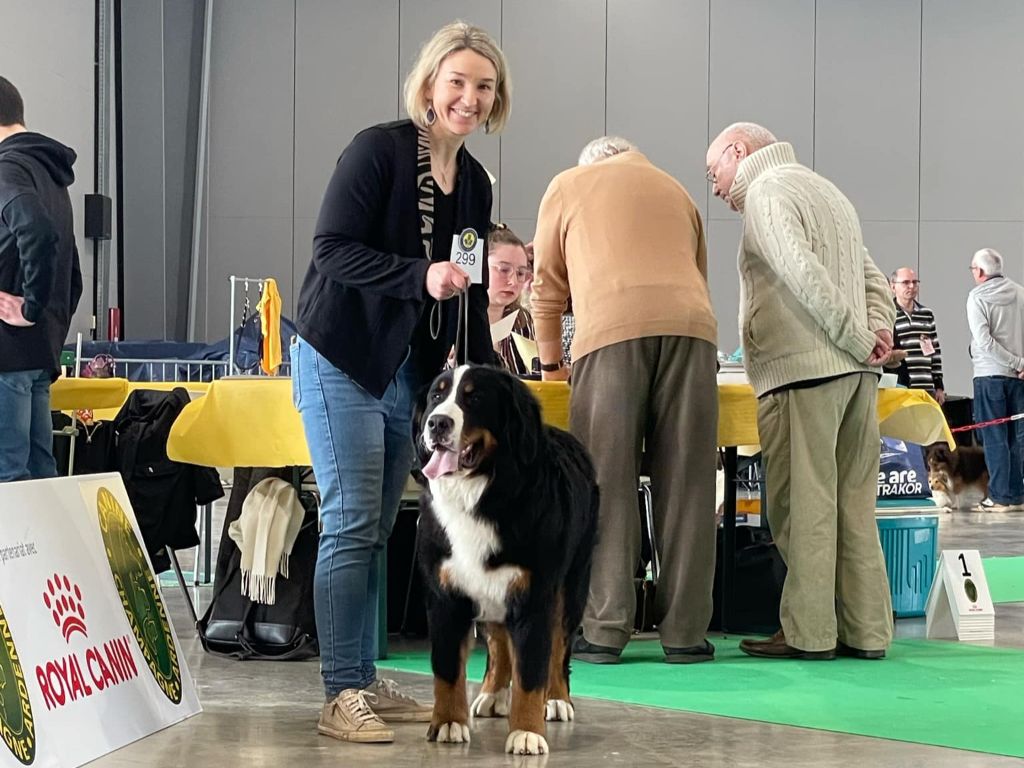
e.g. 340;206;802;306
50;377;130;411
717;383;955;449
160;378;953;469
168;378;306;467
50;378;211;421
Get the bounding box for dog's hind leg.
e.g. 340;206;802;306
426;595;475;744
471;623;512;717
545;591;574;722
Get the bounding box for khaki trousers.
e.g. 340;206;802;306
756;372;893;652
570;336;718;649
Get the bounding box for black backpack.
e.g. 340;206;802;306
198;467;319;660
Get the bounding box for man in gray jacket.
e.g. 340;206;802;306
967;248;1024;511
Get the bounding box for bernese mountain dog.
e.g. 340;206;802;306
414;364;599;755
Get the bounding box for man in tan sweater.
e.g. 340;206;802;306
706;122;895;660
532;136;719;664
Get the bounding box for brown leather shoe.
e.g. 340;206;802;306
738;630;836;660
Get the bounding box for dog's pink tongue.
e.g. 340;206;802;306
422;448;459;480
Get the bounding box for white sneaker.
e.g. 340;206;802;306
362;678;433;723
972;498;1015;512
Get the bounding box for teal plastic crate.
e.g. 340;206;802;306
876;515;939;618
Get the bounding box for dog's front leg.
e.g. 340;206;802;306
506;612;553;755
426;594;475;744
471;622;512;717
544;592;574;722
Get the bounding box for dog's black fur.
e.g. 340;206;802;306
925;443;990;509
413;365;598;754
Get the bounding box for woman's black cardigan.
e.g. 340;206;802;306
296;119;493;398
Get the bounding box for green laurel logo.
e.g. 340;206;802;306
0;602;35;765
96;488;182;704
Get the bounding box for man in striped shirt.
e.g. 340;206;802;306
887;267;945;404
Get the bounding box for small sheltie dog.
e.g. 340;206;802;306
925;443;989;511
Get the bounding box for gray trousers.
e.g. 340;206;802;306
756;372;893;652
570;336;718;649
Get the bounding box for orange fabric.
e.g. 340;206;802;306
257;278;282;374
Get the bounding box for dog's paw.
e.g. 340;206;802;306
505;730;549;755
427;721;471;744
544;698;574;722
471;688;510;717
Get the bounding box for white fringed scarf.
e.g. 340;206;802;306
228;477;305;605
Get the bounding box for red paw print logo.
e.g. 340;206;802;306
43;573;88;642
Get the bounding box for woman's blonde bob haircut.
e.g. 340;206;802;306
403;21;511;135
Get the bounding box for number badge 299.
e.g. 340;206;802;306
451;227;484;285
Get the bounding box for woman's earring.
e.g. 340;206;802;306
425;104;436;125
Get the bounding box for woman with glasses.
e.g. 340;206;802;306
487;225;536;375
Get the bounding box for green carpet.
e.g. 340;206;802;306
380;637;1024;758
982;556;1024;604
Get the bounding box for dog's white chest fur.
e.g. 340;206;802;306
430;475;523;623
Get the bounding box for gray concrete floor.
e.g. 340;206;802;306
93;505;1024;768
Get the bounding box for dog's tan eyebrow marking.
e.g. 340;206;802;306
437;379;448;390
463;381;475;393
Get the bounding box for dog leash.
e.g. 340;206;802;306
418;126;472;366
950;412;1024;433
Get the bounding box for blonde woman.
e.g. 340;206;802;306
292;21;511;743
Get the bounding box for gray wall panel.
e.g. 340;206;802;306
499;0;605;222
121;0;167;339
814;0;921;222
162;0;204;340
207;0;295;337
207;216;295;344
398;1;502;217
208;1;294;220
498;218;536;247
292;215;315;308
860;221;919;280
2;0;95;342
918;222;1024;396
708;0;815;222
920;0;1024;221
707;218;743;354
294;0;399;306
294;0;399;219
607;0;709;213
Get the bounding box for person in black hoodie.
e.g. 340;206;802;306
0;76;82;482
292;22;511;743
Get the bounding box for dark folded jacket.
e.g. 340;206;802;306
111;388;224;571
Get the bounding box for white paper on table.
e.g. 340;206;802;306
511;332;538;366
490;310;520;345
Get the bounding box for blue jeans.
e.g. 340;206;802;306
291;337;418;696
973;376;1024;505
0;369;58;483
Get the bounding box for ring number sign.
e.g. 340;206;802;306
925;549;994;641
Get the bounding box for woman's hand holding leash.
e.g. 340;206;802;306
427;262;470;301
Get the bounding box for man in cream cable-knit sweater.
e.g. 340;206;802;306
706;122;896;661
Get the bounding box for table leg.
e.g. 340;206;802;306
720;446;738;633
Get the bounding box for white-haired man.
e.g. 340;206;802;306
532;136;719;664
706;122;896;661
967;248;1024;511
